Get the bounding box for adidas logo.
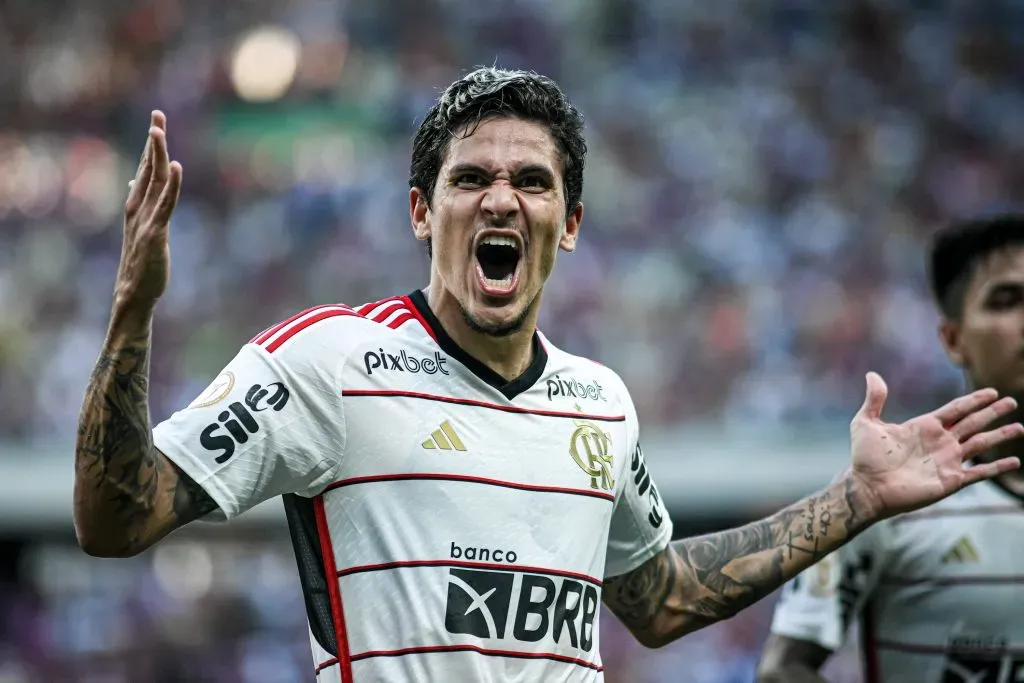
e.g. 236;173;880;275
421;420;466;451
941;536;980;564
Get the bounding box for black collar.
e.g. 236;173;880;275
408;289;547;400
983;475;1024;507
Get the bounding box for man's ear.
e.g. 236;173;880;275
410;187;431;242
559;202;584;253
938;318;966;368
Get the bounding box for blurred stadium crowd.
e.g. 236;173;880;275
1;0;1023;680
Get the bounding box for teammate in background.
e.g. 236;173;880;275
757;214;1024;683
75;68;1022;683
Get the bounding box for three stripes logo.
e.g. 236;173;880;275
941;536;980;564
421;419;466;451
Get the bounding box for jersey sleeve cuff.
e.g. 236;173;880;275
153;427;242;522
603;522;673;579
769;622;840;652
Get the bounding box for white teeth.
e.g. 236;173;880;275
481;235;519;251
484;276;514;288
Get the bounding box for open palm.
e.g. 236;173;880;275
849;372;1023;520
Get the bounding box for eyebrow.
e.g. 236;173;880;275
447;163;556;180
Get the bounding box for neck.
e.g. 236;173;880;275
975;401;1024;497
424;285;539;382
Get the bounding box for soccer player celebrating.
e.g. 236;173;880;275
75;69;1022;682
757;214;1024;683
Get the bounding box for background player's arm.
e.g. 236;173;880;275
74;310;216;557
756;636;831;683
603;474;872;647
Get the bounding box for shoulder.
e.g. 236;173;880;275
248;296;422;366
539;332;636;418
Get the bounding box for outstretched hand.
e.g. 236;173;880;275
115;110;183;310
849;371;1023;520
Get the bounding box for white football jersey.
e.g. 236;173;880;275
153;290;672;683
770;479;1024;683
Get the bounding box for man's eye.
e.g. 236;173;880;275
455;174;485;187
519;176;547;189
988;288;1022;309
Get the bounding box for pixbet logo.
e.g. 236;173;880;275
364;348;449;376
546;375;605;402
444;568;600;651
199;382;290;463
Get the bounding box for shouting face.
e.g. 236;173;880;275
411;117;582;336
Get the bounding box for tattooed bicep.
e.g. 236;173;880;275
603;545;678;634
160;448;219;523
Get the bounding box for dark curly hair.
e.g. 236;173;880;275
929;212;1024;319
409;67;587;222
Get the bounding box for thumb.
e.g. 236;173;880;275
857;371;888;421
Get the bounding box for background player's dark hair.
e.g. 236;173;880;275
409;67;587;255
928;213;1024;319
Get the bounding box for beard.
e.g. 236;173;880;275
460;294;537;338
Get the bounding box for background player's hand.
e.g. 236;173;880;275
848;371;1023;520
115;110;182;310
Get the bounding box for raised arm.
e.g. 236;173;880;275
73;112;211;557
604;373;1022;647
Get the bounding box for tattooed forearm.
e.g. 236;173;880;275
74;315;214;557
604;476;874;646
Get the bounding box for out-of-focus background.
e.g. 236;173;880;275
1;0;1021;680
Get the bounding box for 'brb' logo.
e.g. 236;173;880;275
546;375;605;401
200;383;290;463
364;348;450;376
444;568;600;652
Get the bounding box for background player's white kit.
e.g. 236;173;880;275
772;481;1024;683
154;290;673;682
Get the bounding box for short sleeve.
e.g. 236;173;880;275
604;392;673;578
769;520;892;651
153;338;346;521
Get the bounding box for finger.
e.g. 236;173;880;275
949;396;1018;440
961;455;1022;487
126;131;156;217
152;161;183;227
152;110;166;131
958;423;1024;461
856;372;888;421
932;387;1000;426
141;127;170;208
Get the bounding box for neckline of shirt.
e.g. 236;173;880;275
407;289;548;401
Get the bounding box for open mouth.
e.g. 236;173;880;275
475;235;522;296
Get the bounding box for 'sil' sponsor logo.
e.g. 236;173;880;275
199;382;290;463
547;375;605;402
444;568;599;651
364;348;449;376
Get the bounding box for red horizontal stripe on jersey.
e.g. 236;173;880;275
324;472;616;503
349;644;603;672
370;302;406;323
314;658;338;675
252;304;346;345
387;311;415;330
891;505;1023;524
876;639;1024;656
341;389;626;422
336;559;603;587
264;309;361;353
881;574;1024;586
356;296;403;317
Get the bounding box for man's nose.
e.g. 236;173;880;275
481;181;518;223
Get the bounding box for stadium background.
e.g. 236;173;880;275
1;0;1022;680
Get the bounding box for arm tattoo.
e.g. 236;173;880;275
75;325;215;555
604;476;873;645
